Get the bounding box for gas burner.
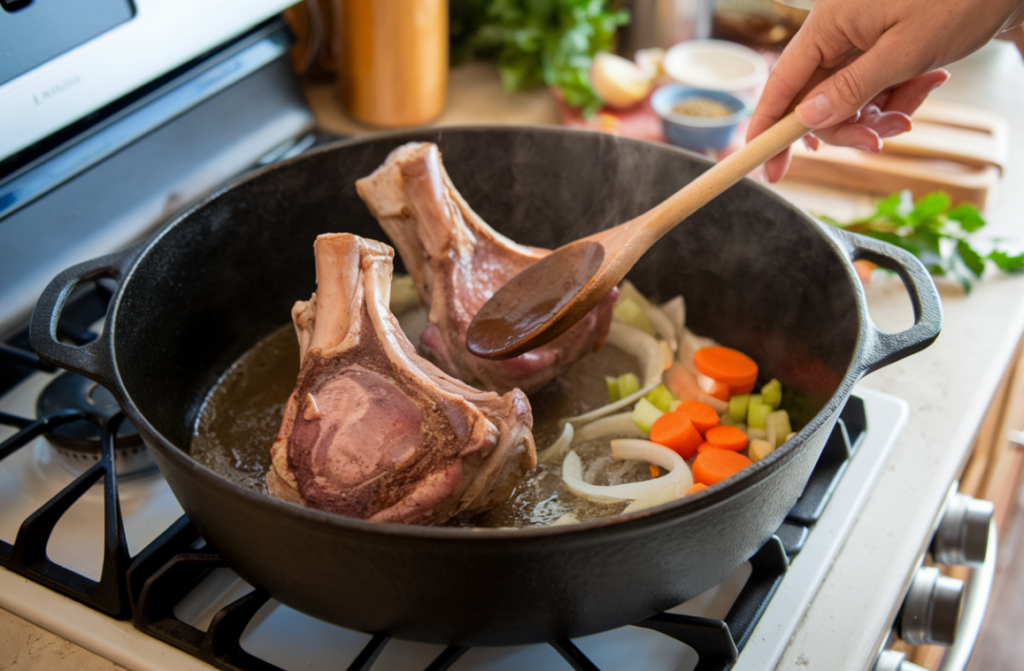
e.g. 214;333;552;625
35;371;155;477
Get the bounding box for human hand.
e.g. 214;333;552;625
748;0;1024;182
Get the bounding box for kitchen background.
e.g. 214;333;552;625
2;0;1024;669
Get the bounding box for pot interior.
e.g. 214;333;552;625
111;128;859;461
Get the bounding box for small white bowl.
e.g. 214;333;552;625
663;39;769;97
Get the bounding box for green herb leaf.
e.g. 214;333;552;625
816;190;1023;293
956;239;986;278
872;192;904;219
989;250;1024;274
909;192;950;226
947;205;986;233
450;0;630;114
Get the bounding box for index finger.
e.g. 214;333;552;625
746;28;825;143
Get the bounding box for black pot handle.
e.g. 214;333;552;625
835;228;943;375
29;245;140;392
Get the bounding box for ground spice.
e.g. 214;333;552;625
671;97;734;117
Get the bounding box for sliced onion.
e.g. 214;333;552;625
660;296;686;345
561;439;693;507
697;372;721;395
562;382;658;428
562;321;667;428
677;328;720;372
665;362;728;414
547;512;579;526
618;281;678;352
607;321;667;388
538;422;575;464
573;412;646;443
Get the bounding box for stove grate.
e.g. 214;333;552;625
0;289;867;670
129;519;787;671
0;409;134;616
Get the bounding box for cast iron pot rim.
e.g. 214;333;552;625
111;124;868;541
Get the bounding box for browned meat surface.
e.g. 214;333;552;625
267;233;536;524
355;142;617;395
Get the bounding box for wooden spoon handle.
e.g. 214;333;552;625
642;112;809;242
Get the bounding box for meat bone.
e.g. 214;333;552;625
466;111;809;359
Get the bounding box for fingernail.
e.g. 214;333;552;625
795;94;833;127
854;142;881;153
877;115;912;139
929;71;950;93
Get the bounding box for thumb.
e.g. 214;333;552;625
794;32;919;129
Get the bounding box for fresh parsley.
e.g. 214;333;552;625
818;190;1024;294
450;0;630;115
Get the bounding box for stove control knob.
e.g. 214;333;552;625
899;566;964;646
872;650;928;671
931;493;994;565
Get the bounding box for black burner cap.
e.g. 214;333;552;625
36;372;142;452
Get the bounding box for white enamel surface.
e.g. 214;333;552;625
0;0;298;160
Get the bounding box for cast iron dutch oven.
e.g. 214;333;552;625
30;127;941;646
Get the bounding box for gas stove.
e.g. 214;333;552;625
0;338;907;671
0;5;992;670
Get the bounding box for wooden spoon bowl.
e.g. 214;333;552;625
467;112;809;359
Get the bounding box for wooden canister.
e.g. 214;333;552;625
337;0;448;127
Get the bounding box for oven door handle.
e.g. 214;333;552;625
29;244;141;393
938;518;997;671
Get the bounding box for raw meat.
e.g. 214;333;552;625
355;142;617;395
267;233;536;525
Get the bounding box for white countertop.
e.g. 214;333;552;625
771;41;1024;671
4;38;1024;671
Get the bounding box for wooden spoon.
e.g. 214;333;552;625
466;111;809;360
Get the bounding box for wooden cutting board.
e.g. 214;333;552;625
786;100;1008;207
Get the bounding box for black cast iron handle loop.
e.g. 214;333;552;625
29;245;140;392
835;228;943;376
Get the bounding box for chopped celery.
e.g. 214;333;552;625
749;438;775;462
631;398;665;433
728;394;750;422
644;384;675;412
606;376;621;403
669;399;681;412
747;400;771;429
765;409;792;447
746;427;767;442
761;379;782;409
617;372;640;399
612;297;657;336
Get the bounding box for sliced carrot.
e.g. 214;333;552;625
676;400;720;435
695;441;716;454
692;449;754;486
649;464;661;479
704;425;748;452
649;411;703;459
730;380;755;395
694;347;758;390
685;482;708;495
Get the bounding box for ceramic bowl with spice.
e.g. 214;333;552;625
663;39;769;98
651;84;752;153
